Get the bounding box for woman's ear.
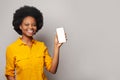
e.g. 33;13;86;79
19;25;22;30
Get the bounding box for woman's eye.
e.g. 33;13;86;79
25;24;29;26
24;23;36;27
33;24;37;27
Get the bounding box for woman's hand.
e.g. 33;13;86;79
54;34;63;48
54;33;67;48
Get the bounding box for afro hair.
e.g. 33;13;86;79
12;5;43;35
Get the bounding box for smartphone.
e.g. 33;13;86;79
56;27;66;43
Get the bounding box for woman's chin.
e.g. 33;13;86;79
27;33;35;36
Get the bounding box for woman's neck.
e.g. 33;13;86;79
21;35;33;46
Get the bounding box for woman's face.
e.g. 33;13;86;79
20;16;37;37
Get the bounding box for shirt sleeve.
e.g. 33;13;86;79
5;46;15;77
43;44;52;71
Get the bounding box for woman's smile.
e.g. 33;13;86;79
20;16;37;37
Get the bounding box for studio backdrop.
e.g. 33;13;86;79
0;0;120;80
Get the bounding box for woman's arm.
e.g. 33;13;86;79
5;47;15;80
49;35;63;74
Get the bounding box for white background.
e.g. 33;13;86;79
1;0;120;80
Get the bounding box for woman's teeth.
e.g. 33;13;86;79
27;30;34;33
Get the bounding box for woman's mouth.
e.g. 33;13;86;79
27;29;34;34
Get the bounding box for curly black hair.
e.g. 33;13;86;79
12;5;43;35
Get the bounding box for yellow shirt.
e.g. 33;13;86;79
5;38;52;80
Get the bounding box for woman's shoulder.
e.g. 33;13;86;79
34;40;47;47
7;39;18;47
6;39;19;51
34;40;44;44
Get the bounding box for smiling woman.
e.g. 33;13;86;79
12;6;43;35
5;5;65;80
20;16;37;40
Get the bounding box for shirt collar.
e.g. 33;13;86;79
16;37;36;46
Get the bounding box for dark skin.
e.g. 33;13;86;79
6;16;64;80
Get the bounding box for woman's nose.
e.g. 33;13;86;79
29;25;33;28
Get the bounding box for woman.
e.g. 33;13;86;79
5;5;65;80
